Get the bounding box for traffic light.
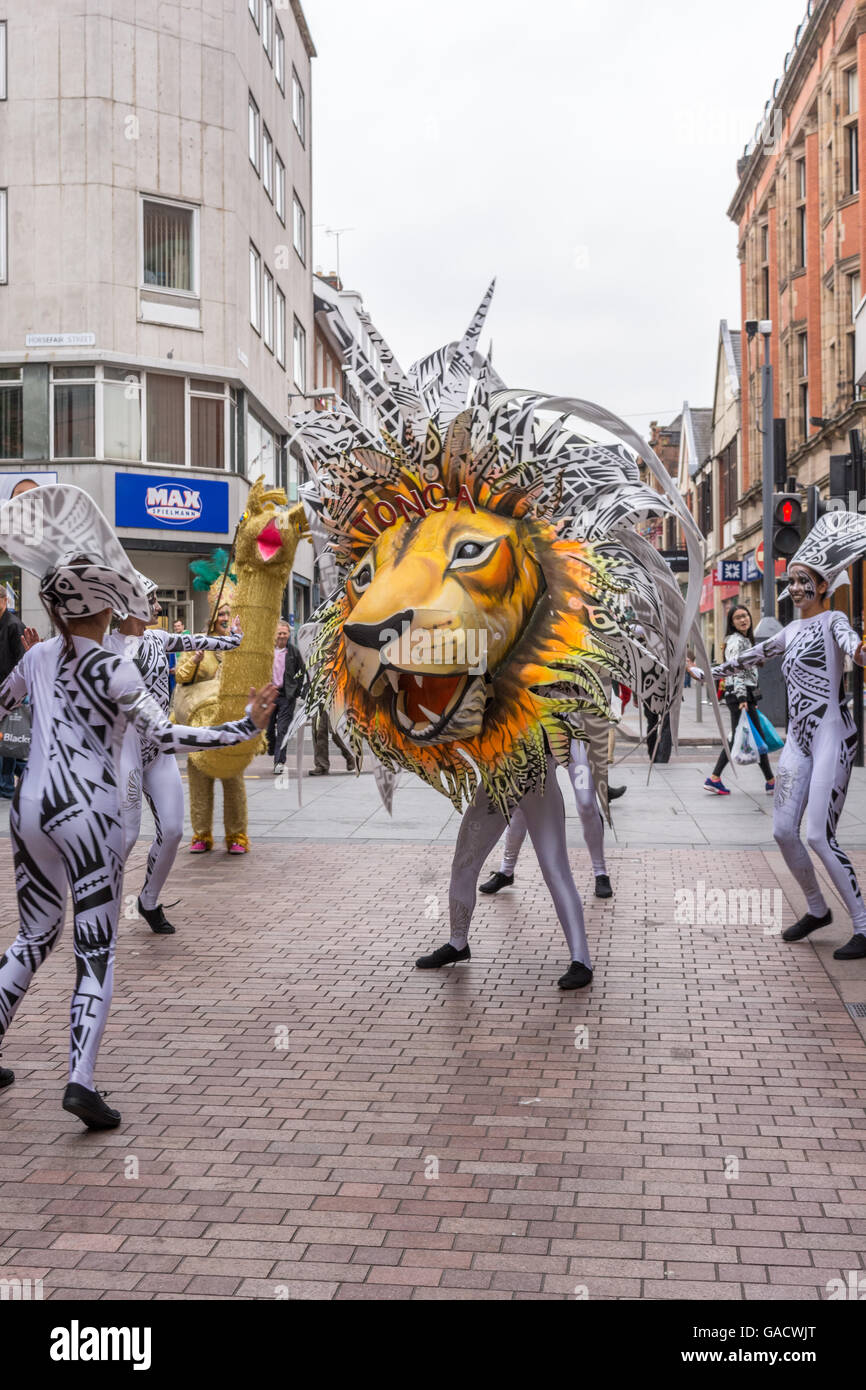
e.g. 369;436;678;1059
805;484;829;529
772;491;802;558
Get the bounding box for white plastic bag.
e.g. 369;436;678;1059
731;711;758;765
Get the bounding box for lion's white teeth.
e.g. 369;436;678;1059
414;674;424;688
384;669;399;692
418;704;439;723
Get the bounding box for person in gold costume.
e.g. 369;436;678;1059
172;479;306;854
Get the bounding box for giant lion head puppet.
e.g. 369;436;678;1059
291;282;718;815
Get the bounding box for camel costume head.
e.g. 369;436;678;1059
291;283;711;815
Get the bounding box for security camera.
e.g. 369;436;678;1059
745;320;759;339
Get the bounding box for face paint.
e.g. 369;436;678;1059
789;569;817;606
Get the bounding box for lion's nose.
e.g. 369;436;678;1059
343;610;414;652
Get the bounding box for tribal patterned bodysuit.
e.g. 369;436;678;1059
0;636;258;1088
713;609;866;935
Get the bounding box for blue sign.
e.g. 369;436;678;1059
115;473;229;533
718;559;743;582
742;551;760;583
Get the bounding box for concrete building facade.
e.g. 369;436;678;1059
0;0;316;629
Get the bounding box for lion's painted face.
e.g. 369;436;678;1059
342;504;543;745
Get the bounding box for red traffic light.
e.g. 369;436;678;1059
779;500;795;523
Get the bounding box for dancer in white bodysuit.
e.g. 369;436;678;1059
107;576;242;934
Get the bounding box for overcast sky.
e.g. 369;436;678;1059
301;0;809;436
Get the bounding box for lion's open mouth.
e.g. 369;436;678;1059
381;668;480;742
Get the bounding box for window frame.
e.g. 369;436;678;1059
0;21;7;102
263;264;274;352
292;68;305;144
276;287;286;366
847;65;859;116
292;191;306;264
274;153;285;224
50;363;145;464
274;21;285;91
248;93;260;174
292;316;306;391
248;0;259;31
262;123;273;200
139;194;200;298
0;187;6;284
0;365;23;461
261;0;273;61
249;242;261;334
848;120;860;196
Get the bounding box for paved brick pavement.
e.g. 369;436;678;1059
0;832;865;1300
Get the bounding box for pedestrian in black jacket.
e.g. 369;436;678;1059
0;587;25;797
272;633;307;774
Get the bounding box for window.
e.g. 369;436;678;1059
262;124;273;199
292;69;305;143
697;474;712;539
850;271;862;321
276;288;286;366
247;411;276;485
721;445;737;522
847;67;859;116
0;188;6;283
248;0;259;29
0;21;6;101
275;21;285;91
249;243;261;332
293;318;306;391
275;154;285;223
141;197;197;294
263;265;274;351
262;0;272;59
794;157;806;267
103;367;141;461
848;122;859;195
0;367;22;459
53;366;96;459
292;193;306;262
759;220;769;319
190;379;226;472
248;93;260;172
799;331;808;377
146;373;185;465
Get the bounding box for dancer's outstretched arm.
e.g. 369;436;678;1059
828;611;866;666
111;660;275;751
711;628;787;681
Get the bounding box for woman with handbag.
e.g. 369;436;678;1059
704;605;775;796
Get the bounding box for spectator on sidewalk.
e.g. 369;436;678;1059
0;586;25;798
273;627;306;774
704;605;775;797
309;710;356;776
267;621;291;762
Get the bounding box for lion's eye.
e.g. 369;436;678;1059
351;561;373;593
450;538;498;570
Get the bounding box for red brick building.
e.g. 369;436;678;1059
729;0;866;591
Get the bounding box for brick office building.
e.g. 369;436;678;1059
729;0;866;627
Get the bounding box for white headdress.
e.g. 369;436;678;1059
0;485;151;620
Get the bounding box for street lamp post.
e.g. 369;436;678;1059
759;320;775;620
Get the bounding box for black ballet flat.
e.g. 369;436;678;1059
558;961;594;990
415;944;471;969
594;874;613;899
833;934;866;960
62;1083;121;1131
479;871;514;895
137;898;176;935
781;910;832;942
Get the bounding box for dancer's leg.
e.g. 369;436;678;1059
772;738;828;918
222;775;248;850
187;760;214;849
500;806;528;875
448;790;508;948
0;801;68;1050
569;740;606;875
139;754;185;909
804;722;866;934
119;727;144;862
522;759;592;968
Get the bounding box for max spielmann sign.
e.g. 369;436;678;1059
114;473;230;533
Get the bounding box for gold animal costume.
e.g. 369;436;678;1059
174;479;306;851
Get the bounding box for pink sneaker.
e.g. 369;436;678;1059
228;842;248;855
189;840;209;853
